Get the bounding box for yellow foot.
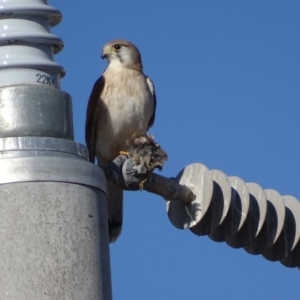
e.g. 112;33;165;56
119;151;129;156
139;178;147;190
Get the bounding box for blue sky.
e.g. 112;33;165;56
51;1;299;299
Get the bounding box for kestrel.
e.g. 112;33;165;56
85;39;156;242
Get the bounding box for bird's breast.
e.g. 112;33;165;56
96;69;154;161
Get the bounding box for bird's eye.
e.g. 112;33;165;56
113;44;121;50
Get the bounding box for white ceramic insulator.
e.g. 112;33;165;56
0;0;64;88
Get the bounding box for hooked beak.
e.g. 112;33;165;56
101;47;110;60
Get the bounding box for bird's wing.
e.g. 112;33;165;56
86;75;123;243
146;77;156;130
85;76;105;163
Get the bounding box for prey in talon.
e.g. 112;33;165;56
128;133;168;175
121;134;168;190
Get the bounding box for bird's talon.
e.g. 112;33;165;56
139;178;147;190
119;151;129;157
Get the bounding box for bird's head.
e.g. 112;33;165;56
101;39;143;71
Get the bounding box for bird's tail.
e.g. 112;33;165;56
107;180;123;243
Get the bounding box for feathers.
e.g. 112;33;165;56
85;76;105;164
146;77;156;130
106;181;123;243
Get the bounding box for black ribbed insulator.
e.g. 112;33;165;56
167;163;300;269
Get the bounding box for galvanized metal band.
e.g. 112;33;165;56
0;156;106;193
0;137;88;159
0;85;74;140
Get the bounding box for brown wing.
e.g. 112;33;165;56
85;76;105;163
146;77;156;130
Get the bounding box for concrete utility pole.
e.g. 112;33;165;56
0;1;112;299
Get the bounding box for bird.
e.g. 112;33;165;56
85;39;156;243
